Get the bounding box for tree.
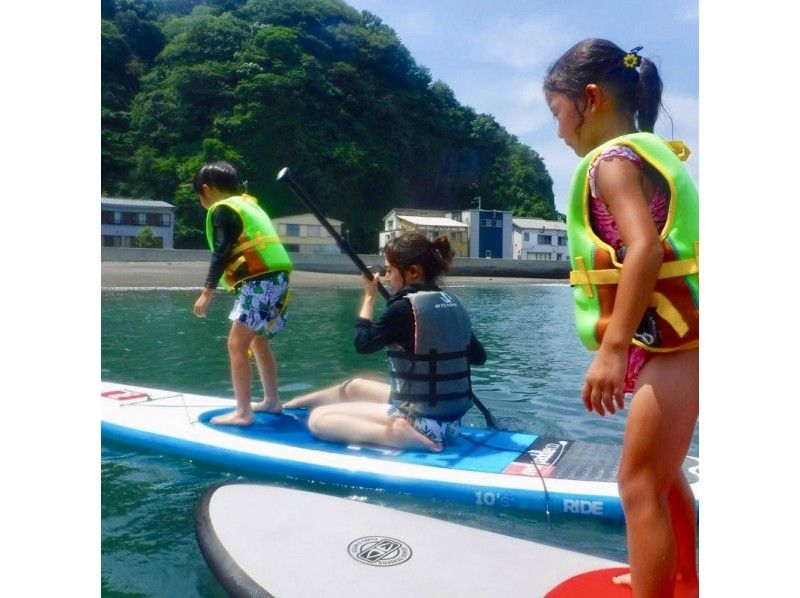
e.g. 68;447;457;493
102;0;558;251
134;227;160;248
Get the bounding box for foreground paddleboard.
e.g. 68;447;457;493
195;483;628;597
101;381;699;522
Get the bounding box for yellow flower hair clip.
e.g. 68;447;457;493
623;46;643;69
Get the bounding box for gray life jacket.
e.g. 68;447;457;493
387;290;473;421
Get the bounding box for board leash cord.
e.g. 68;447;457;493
460;432;553;530
108;389;198;425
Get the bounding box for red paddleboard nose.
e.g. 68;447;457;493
545;567;632;597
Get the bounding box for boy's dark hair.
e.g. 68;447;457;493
192;161;241;195
543;38;663;133
384;232;454;285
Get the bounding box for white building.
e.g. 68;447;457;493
512;218;569;261
101;197;175;248
380;208;469;256
379;207;515;258
272;213;343;255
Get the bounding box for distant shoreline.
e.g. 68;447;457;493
101;261;567;289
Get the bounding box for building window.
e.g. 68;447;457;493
558;235;567;246
306;225;321;237
386;219;394;230
101;210;114;224
495;219;503;227
285;224;300;236
527;251;551;260
485;250;492;258
122;212;138;225
537;234;552;245
284;243;300;252
557;253;563;260
102;235;116;247
138;213;147;226
313;244;340;255
114;212;122;224
523;232;530;242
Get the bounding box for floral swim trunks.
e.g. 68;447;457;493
386;404;462;445
229;271;290;338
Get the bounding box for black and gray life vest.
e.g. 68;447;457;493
387;290;473;421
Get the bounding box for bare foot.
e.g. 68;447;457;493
611;572;631;587
252;398;282;414
283;388;335;410
210;410;253;426
391;419;443;452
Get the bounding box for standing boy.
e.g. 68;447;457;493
192;161;292;425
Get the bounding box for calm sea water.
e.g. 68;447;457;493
101;283;699;597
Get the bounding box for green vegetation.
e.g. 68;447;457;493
102;0;557;251
134;227;161;247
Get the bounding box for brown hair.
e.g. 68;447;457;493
384;232;453;285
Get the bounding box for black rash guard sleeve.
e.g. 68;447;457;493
204;205;243;289
353;288;488;366
354;298;414;354
467;333;487;366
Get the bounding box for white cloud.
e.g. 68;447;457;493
385;8;438;38
471;16;572;71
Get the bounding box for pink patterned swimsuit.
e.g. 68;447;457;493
588;146;669;393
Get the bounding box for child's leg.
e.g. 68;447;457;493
617;348;698;597
307;402;440;451
284;378;390;409
211;322;257;426
250;334;281;413
669;471;699;591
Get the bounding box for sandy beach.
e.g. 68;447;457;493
101;261;566;289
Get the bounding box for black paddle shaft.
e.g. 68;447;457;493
276;167;389;301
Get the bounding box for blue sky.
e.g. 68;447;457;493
346;0;698;214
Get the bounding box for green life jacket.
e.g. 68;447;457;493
205;194;293;290
566;132;699;352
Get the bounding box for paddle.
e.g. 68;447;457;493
277;166;496;429
276;167;389;300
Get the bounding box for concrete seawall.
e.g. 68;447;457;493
101;248;570;279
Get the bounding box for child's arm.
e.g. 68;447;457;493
193;207;242;317
584;157;663;415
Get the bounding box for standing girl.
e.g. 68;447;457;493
284;232;486;452
543;39;699;597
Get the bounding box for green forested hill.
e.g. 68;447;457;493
101;0;557;251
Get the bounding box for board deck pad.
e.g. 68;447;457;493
102;382;699;522
195;483;628;597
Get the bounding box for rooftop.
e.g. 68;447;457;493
513;217;567;231
397;215;469;228
102;197;175;209
272;213;342;226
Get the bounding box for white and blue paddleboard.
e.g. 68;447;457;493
101;381;699;522
195;483;630;598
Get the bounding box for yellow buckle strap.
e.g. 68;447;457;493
573;256;595;298
230;232;280;258
225;255;247;276
666;140;691;161
570;255;699;288
650;292;688;338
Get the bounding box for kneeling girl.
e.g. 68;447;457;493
285;232;486;452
